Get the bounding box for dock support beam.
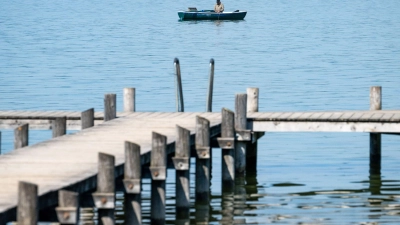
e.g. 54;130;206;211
14;124;29;149
235;93;248;174
56;190;79;225
52;117;66;138
173;125;191;224
150;132;167;225
81;108;94;129
124;88;136;112
17;181;38;225
104;93;117;121
246;88;259;173
370;86;381;172
219;108;235;192
124;141;141;225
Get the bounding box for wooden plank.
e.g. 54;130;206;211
379;113;394;122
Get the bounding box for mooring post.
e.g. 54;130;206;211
370;86;382;172
124;88;136;112
174;58;184;112
56;190;79;225
14;123;29;149
235;93;249;174
206;58;215;112
217;108;235;192
52;116;67;138
104;93;117;121
92;153;115;225
17;181;38;225
123;141;142;225
246;88;259;173
81;108;94;129
150;132;167;225
195;116;211;204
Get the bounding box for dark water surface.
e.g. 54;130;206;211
1;0;400;224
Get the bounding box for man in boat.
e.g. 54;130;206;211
214;0;224;13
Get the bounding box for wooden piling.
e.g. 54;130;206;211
17;181;38;225
14;123;29;149
123;88;136;112
219;108;235;192
56;190;79;225
246;88;259;173
235;93;248;174
206;58;215;112
52;116;67;138
195;116;211;204
124;141;141;225
81;108;94;129
93;153;115;225
150;132;167;225
104;94;117;121
370;86;381;170
173;125;191;221
174;58;184;112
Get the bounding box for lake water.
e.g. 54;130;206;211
1;0;400;224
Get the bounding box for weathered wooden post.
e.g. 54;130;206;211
81;108;94;129
150;132;167;225
17;181;38;225
370;86;382;172
14;123;29;149
235;93;250;174
124;88;135;112
56;190;80;225
174;58;184;112
217;108;235;192
206;58;215;112
104;94;117;121
52;116;67;138
172;125;191;223
92;153;115;225
123;141;142;225
246;88;259;173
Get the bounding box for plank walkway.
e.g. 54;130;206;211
0;112;222;223
1;110;400;223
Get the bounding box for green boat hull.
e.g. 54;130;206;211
178;10;247;21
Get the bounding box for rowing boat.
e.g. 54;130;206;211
178;9;247;21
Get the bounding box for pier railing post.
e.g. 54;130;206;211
52;116;67;138
235;93;249;174
14;124;29;149
123;141;142;225
56;190;80;225
370;86;382;172
150;132;167;225
104;93;117;121
92;153;115;225
206;58;215;112
246;88;259;173
174;58;184;112
81;108;94;129
173;125;191;223
124;88;136;112
218;108;235;192
17;181;38;225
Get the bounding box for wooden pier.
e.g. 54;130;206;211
0;86;399;224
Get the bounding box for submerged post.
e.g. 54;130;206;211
370;86;382;172
124;141;142;225
150;132;167;225
52;116;67;138
104;93;117;121
173;125;191;223
206;58;215;112
56;190;80;225
174;58;184;112
81;108;94;129
17;181;38;225
235;93;248;174
92;153;115;225
124;88;136;112
14;123;29;149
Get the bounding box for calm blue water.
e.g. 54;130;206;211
1;0;400;224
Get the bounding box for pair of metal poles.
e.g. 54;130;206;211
174;58;215;112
